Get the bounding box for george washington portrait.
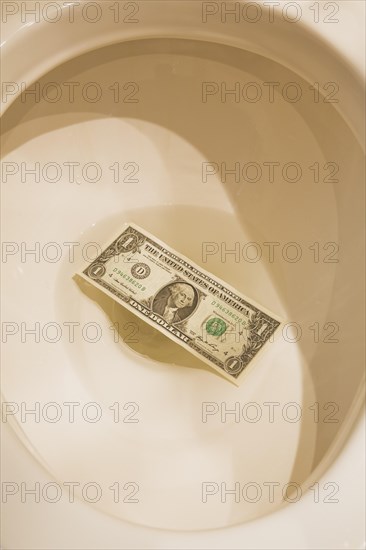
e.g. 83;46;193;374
152;282;198;324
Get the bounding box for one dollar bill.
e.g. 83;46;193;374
77;223;284;384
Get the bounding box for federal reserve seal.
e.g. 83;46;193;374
131;262;151;279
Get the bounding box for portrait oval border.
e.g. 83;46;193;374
151;280;200;325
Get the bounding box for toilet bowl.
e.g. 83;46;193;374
1;1;365;548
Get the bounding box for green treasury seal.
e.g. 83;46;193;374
206;317;227;337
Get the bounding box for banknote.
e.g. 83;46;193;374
77;223;284;384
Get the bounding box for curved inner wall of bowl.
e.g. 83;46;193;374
1;1;364;148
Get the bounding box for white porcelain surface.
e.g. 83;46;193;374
1;1;365;548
